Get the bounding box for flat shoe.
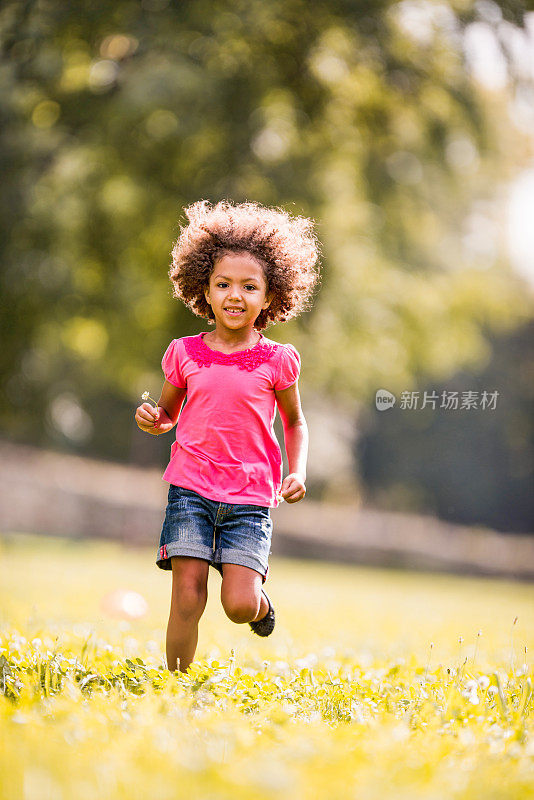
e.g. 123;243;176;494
249;588;275;637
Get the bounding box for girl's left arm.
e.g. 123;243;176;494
275;381;308;503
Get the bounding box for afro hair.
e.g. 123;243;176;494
169;199;321;330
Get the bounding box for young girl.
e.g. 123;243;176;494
134;199;320;673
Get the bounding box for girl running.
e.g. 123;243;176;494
134;199;320;673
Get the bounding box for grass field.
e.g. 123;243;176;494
1;532;533;799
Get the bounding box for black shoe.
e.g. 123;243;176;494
249;588;275;637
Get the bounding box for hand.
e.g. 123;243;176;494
278;473;306;503
134;403;174;435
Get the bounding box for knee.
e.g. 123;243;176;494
172;584;207;621
222;594;259;624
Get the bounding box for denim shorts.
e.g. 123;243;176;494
156;484;272;583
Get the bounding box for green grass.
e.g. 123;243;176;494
1;532;533;800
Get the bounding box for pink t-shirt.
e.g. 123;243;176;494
160;332;301;508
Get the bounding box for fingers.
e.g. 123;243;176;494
283;490;306;503
139;402;159;420
135;402;160;429
280;477;306;503
142;401;159;419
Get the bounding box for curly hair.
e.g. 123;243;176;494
169;199;321;330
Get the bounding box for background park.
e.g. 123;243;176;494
1;1;533;798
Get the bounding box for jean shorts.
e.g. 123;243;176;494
156;484;272;583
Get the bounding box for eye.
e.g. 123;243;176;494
216;282;257;290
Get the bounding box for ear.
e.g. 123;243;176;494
263;290;273;309
204;286;211;305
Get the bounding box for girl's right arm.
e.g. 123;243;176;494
134;380;187;435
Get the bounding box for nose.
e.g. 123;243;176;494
227;285;243;301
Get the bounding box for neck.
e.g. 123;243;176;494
206;326;261;348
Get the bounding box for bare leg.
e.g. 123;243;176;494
252;592;269;622
220;563;269;624
166;557;209;673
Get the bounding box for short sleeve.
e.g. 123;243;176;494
274;343;301;391
161;339;186;388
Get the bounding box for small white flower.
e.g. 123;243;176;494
141;390;158;407
468;690;480;705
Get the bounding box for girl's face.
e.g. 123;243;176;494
204;252;273;332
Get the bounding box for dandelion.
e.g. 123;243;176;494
465;681;479;705
141;391;159;408
478;675;490;690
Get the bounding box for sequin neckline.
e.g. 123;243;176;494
184;332;280;371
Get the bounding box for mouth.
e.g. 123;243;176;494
224;308;245;315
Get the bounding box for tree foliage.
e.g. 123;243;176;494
0;0;531;462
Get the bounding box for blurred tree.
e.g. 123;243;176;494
0;0;532;469
357;318;534;533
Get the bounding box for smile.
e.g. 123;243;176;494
224;308;244;315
